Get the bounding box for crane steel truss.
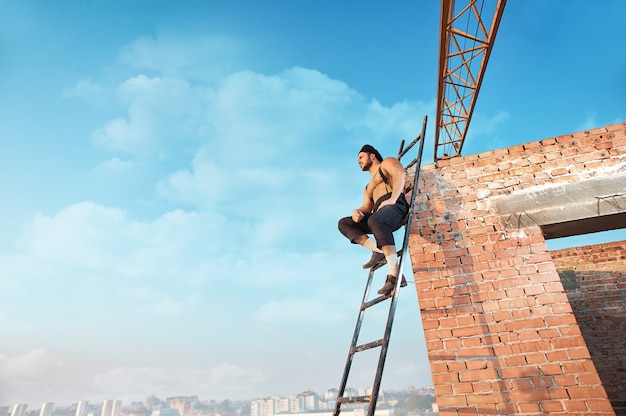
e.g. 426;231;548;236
434;0;506;161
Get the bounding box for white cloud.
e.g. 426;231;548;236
62;78;112;105
154;147;228;207
92;75;208;156
16;203;227;275
0;349;54;381
0;349;68;405
118;33;246;82
18;202;130;269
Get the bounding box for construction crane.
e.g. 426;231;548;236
434;0;507;161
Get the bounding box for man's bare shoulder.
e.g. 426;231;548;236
380;157;404;170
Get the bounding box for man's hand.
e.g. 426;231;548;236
352;209;365;222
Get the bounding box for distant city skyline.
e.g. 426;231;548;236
1;385;435;414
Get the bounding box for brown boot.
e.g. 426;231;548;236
377;274;407;295
362;251;386;269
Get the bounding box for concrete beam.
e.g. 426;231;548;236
492;172;626;239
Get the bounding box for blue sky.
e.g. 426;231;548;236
1;0;625;408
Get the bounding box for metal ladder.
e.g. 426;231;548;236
333;116;428;416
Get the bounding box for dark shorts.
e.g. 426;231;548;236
338;193;409;249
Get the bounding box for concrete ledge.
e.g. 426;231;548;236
493;172;626;238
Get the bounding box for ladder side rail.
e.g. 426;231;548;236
333;267;376;416
366;115;428;416
398;133;424;161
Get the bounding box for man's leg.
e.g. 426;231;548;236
338;217;385;268
358;235;386;269
376;244;407;294
366;201;410;294
381;244;399;275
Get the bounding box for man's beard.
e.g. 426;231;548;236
361;159;372;171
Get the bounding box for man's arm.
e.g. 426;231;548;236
352;187;375;222
377;157;406;208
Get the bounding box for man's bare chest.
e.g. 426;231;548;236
366;171;390;201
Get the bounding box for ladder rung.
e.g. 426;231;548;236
338;395;371;404
352;338;384;353
362;293;391;310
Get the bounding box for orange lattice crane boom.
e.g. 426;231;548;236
434;0;507;161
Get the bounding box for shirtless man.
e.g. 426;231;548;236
338;144;409;295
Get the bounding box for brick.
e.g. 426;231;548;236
586;398;616;412
430;361;448;373
458;368;499;382
541;363;563;375
437;394;467;407
523;285;545;296
549;303;574;314
567;347;591;360
525;352;547;364
538;400;563;412
544;314;577;326
531;375;555;388
577;372;602;385
551;336;587;349
471;381;493;393
451;382;474;394
553;374;577;386
438;409;462;416
517;402;541;413
510;377;532;390
508;388;551;402
466;393;501;404
492;344;513;355
566;385;608;399
432;372;459;384
504;355;526;367
563;399;590;412
500;365;541;379
537;328;559;339
453;407;481;415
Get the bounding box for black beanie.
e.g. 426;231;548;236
359;144;383;162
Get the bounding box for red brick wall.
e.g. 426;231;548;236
409;121;626;415
551;241;626;415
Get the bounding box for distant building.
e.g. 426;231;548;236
150;409;180;416
39;403;54;416
250;397;274;416
101;402;112;416
75;402;89;416
144;396;162;411
321;389;337;402
167;397;198;416
10;404;28;416
101;401;122;416
296;391;318;412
